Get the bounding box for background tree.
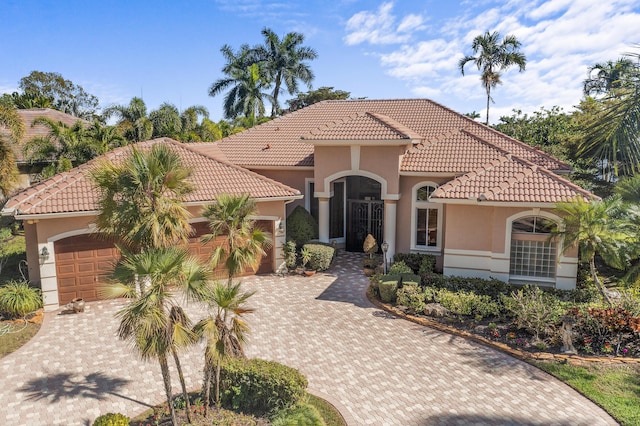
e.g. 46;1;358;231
584;58;636;97
285;86;350;112
104;97;153;142
19;71;99;119
255;27;317;117
0;104;25;198
459;31;527;125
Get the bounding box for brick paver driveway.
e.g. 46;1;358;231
0;252;617;425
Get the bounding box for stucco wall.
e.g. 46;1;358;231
248;169;311;214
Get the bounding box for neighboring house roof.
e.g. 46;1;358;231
2;138;301;217
199;99;570;173
0;108;89;164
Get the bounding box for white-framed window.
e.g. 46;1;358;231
411;182;443;251
509;216;557;281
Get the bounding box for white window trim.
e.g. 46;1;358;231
507;213;560;282
410;181;443;253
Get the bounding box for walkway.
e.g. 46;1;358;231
0;252;617;425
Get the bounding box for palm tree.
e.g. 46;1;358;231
91;142;194;253
104;97;153;142
554;197;633;304
104;247;211;425
584;58;636;97
459;31;527;124
0;104;25;198
87;121;127;152
150;103;182;139
179;105;209;141
193;281;253;412
255;28;318;117
209;45;272;123
201;193;271;283
23;116;99;179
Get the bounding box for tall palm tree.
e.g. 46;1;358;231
584;58;636;97
104;247;211;426
91;142;194;253
554;197;633;304
179;105;209;141
150;103;182;139
256;27;318;117
193;281;253;412
0;104;25;198
87;121;127;152
201;193;271;283
209;45;272;123
459;31;527;124
104;97;153;142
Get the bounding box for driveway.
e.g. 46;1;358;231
0;252;617;425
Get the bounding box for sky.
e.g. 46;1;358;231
1;0;639;124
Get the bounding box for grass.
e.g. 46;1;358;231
307;393;347;426
535;361;640;426
0;220;27;285
0;321;40;358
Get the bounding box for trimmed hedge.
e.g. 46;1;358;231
435;288;501;318
92;413;129;426
393;253;436;274
271;403;326;426
302;243;335;271
286;206;318;247
219;358;308;417
379;278;399;303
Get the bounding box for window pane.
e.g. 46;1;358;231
330;182;344;239
509;239;556;278
428;208;438;246
512;217;535;233
309;182;319;223
534;217;557;234
417;186;436;201
416;208;427;245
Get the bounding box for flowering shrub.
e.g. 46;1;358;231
569;306;640;356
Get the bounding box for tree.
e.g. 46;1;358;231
285;86;350;112
19;71;99;119
584;58;636;97
149;103;210;141
255;28;317;117
87;121;127;152
459;31;527;125
104;97;153;142
193;280;253;411
6;92;54;109
91;143;194;253
0;104;25;198
554;197;633;304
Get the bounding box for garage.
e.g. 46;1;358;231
54;220;275;305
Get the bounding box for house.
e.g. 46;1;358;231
0;108;90;190
2;99;594;311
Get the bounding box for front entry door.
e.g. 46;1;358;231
347;200;384;251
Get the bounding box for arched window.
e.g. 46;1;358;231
509;216;557;281
412;183;442;250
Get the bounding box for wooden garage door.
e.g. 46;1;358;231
54;235;120;305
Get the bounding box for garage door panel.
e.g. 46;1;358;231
57;264;76;275
56;252;75;261
77;262;96;273
58;277;79;289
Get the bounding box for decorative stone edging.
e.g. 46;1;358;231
366;290;640;366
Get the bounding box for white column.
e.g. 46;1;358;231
318;197;330;243
384;200;397;262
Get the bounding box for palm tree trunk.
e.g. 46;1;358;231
271;76;282;117
202;360;212;417
590;256;612;305
215;360;222;407
159;355;178;426
171;347;191;423
485;87;491;125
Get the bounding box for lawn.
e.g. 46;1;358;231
0;321;40;358
535;361;640;426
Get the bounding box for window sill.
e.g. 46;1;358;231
509;276;556;287
411;247;442;255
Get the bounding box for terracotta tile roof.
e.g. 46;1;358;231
3;138;300;216
302;112;423;142
185;142;228;162
0;108;89;163
431;156;596;203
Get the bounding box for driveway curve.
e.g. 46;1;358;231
0;252;617;425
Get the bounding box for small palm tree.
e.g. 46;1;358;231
193;281;254;412
459;31;527;124
555;197;633;304
104;97;153;142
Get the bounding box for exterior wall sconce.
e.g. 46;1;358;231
40;246;50;262
381;241;389;274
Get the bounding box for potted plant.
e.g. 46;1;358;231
300;247;315;276
362;234;379;276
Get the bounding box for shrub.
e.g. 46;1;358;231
389;261;412;275
393;253;435;274
507;286;563;341
435;288;500;318
92;413;129;426
219;358;308;417
400;273;421;286
271;403;326;426
396;283;426;314
286;206;318;247
420;272;445;287
302;243;335;271
0;280;42;318
569;305;640;356
379;278;399;303
283;240;297;270
362;234;378;256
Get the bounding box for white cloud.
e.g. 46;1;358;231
344;2;425;45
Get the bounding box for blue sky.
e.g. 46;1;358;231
1;0;639;123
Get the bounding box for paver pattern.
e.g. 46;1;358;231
0;252;618;425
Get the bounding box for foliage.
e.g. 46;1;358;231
0;280;42;318
218;358;308;417
0;104;26;197
378;278;399;303
459;31;526;124
393;253;435;275
0;226;24;278
302;243;335;271
389;261;412;275
286;206;318;247
396;283;427;314
285;87;350;113
568;305;640;356
19;71;99;119
103;97;153;143
434;288;500;318
507;286;563;341
271;403;325;426
283;240;298;270
305;394;346;426
92;413;130;426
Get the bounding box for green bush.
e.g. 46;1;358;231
283;240;298;270
400;273;421;286
271;403;326;426
379;279;399;303
92;413;129;426
219;358;308;417
286;206;318;247
420;272;445;287
302;243;335;271
435;288;501;318
0;280;42;318
389;261;412;275
507;286;563;341
393;253;435;274
396;283;427;314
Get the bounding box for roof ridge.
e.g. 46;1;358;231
366;112;423;140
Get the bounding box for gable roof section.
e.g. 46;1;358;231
3;138;301;217
302;112;423;142
431;156;596;203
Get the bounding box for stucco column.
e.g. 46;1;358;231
318;197;330;243
384;199;397;263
